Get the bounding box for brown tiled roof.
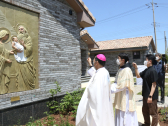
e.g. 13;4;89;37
92;36;155;51
80;30;95;41
80;30;99;48
78;0;96;22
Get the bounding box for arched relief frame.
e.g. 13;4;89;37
0;0;40;95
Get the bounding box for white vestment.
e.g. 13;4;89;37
76;67;114;126
13;41;27;62
111;68;138;126
136;65;147;85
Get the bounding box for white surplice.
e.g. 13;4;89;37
111;69;138;126
76;67;114;126
87;67;96;77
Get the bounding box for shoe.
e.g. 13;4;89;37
141;124;145;126
161;100;164;104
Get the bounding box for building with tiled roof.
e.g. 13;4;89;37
92;36;155;52
90;36;156;75
0;0;97;124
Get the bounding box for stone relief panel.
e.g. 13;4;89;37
0;1;39;94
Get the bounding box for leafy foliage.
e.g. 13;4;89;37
25;113;74;126
165;47;168;63
47;81;61;114
159;107;168;122
47;81;84;118
57;89;84;117
26;116;43;126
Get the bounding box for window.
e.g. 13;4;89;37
133;51;140;59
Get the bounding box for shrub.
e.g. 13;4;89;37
47;81;61;114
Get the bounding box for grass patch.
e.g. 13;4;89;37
137;84;168;96
134;78;136;83
165;84;168;96
111;81;114;84
137;91;142;95
165;78;168;83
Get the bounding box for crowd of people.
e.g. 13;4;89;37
76;53;166;126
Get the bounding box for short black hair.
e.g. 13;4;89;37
118;53;129;63
95;56;106;66
146;54;155;65
155;53;162;57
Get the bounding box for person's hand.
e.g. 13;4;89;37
6;59;12;63
87;57;92;66
20;40;24;45
147;97;152;103
132;62;138;69
17;49;22;53
10;50;14;54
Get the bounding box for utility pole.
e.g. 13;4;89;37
152;0;157;52
165;31;167;54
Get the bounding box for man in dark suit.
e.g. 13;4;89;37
153;53;165;104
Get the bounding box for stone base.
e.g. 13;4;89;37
0;95;64;126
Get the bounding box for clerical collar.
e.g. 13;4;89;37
120;64;127;68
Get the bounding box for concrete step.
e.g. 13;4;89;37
81;76;91;83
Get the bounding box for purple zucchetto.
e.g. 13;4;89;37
96;54;106;61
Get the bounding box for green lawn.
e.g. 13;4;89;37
165;78;168;83
111;81;114;84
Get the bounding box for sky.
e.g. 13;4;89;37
83;0;168;54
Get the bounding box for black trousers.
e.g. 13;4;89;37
158;77;165;102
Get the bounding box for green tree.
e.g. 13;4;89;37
165;47;168;63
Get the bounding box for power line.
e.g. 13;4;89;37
96;4;148;24
93;24;153;38
157;3;168;5
95;32;155;42
93;27;166;41
97;8;148;25
95;32;165;43
158;6;168;9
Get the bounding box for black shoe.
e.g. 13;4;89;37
161;100;164;104
141;124;145;126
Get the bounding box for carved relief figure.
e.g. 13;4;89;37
16;25;36;91
0;1;39;94
0;30;14;94
12;36;27;62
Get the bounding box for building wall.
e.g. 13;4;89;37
80;39;89;76
90;43;154;75
0;0;84;124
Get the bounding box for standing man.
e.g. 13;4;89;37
153;53;165;104
133;54;158;126
76;54;114;126
111;53;138;126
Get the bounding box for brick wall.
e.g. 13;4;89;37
0;0;83;110
80;39;89;76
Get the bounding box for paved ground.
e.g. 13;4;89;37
81;76;168;126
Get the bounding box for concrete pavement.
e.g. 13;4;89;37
81;76;168;126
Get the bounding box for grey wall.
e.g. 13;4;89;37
0;0;84;110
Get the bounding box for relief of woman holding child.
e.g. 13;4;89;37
0;26;36;94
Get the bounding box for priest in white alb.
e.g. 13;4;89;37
76;54;114;126
111;53;138;126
